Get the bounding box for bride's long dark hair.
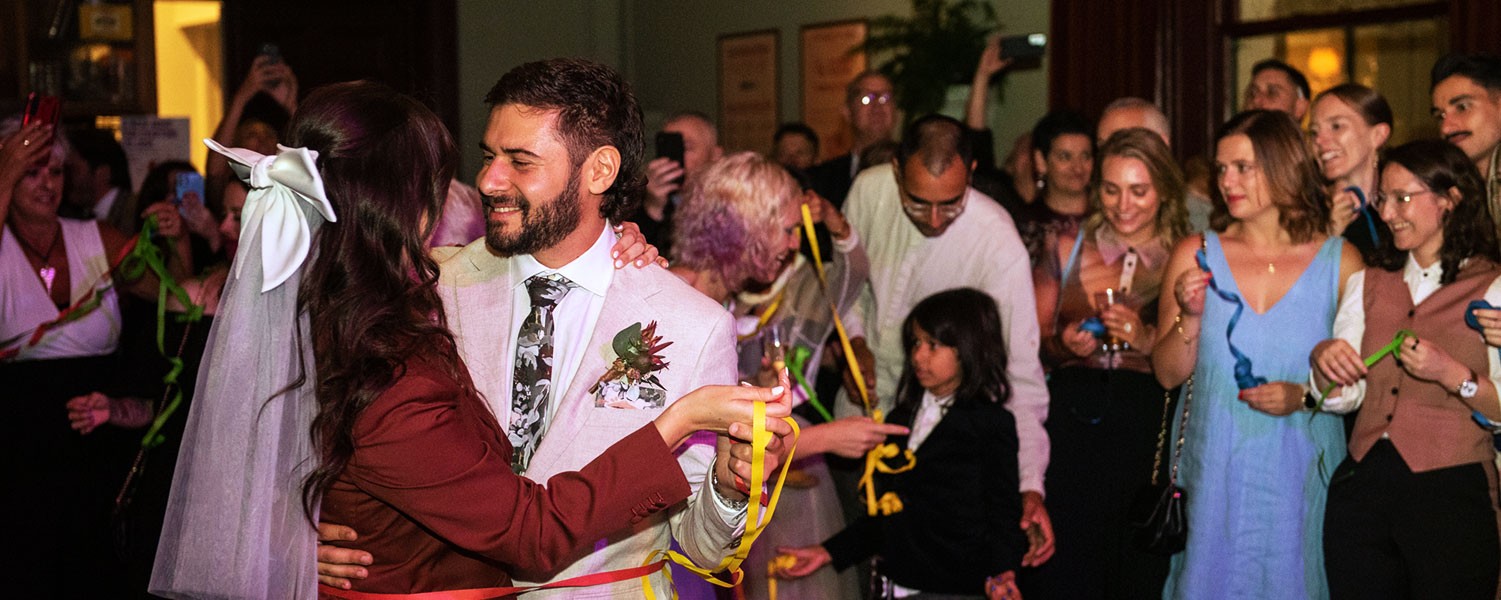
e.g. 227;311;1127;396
285;81;461;518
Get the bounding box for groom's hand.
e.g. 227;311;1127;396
316;522;372;589
717;418;793;499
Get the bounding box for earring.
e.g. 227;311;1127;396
1035;178;1045;190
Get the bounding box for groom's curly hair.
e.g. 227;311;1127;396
484;58;645;222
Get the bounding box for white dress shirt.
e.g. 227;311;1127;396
497;224;744;524
840;162;1051;496
492;225;616;430
905;390;953;452
1320;255;1501;416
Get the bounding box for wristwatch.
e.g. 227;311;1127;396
1303;389;1319;411
1457;369;1480;399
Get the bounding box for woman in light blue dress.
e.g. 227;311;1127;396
1152;110;1363;599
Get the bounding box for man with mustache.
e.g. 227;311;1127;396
318;58;780;598
1431;53;1501;232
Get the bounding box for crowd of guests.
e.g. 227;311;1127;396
6;30;1501;600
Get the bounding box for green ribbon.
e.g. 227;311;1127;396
1315;329;1414;411
785;345;834;423
119;216;204;449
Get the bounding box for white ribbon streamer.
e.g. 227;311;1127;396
204;139;337;292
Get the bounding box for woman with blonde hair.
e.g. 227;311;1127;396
1;115;191;596
673;151;900;599
1028;127;1189;599
671;151;804;298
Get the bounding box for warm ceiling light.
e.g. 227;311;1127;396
1308;46;1342;80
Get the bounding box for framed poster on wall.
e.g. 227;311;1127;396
800;19;867;162
717;29;780;154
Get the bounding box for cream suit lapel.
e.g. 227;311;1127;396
525;267;661;478
439;240;517;418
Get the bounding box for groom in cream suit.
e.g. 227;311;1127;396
437;59;752;597
316;56;786;594
315;59;783;596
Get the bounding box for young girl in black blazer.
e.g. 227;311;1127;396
776;288;1028;599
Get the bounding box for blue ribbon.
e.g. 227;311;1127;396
1078;317;1107;338
1461;300;1501;445
1196;248;1268;389
1465;299;1492;331
1344;186;1381;248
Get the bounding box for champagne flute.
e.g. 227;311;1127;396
1094;287;1122;354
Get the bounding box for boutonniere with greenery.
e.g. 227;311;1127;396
590;321;672;394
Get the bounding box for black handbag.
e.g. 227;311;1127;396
1129;376;1192;555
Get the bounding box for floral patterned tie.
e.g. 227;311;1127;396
509;273;575;473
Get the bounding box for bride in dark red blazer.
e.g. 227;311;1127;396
151;80;790;598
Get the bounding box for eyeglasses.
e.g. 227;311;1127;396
1373;188;1436;210
899;190;966;219
858;93;893;107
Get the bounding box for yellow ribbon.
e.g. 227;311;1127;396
799;204;872;416
800;205;915;522
640;402;801;599
766;554;797;600
875;492;904;515
859;442;916;516
737;289;785;343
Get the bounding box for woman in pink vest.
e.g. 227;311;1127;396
1311;139;1501;599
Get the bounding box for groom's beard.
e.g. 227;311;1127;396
484;171;584;257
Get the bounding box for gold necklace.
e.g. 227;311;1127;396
1246;244;1282;275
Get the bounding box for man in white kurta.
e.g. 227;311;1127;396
836;114;1055;564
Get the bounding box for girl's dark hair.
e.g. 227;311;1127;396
1209;110;1330;242
894;288;1011;414
291;81;461;520
1369;139;1499;283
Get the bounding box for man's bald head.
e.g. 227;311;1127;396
1097;97;1171;148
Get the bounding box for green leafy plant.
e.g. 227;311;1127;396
860;0;999;123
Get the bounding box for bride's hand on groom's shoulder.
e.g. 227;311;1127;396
316;522;372;589
610;221;667;269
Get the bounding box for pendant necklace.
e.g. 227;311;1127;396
14;224;63;294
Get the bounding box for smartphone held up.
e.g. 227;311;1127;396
23;92;62;127
174;172;205;216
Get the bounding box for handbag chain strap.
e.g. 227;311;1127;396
1148;376;1194;486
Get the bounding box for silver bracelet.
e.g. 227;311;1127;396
710;469;748;510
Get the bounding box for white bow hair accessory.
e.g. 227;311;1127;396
204;139;337;292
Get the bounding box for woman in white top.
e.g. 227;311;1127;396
1311;139;1501;599
0;114;190;597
